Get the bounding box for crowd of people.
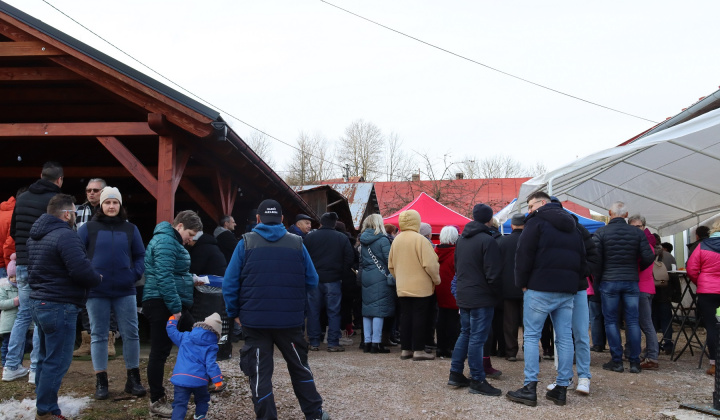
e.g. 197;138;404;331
1;161;720;418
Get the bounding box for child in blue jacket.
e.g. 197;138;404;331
166;312;224;420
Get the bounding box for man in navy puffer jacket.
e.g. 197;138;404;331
27;194;102;419
507;192;585;407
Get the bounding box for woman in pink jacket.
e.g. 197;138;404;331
687;220;720;375
628;215;659;370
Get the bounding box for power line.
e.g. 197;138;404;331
320;0;660;124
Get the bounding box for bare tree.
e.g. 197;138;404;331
245;130;275;168
453;154;546;179
337;119;385;181
384;133;416;181
284;131;336;185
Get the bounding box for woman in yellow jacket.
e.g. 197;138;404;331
388;210;441;361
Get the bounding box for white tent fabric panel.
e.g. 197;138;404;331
516;107;720;236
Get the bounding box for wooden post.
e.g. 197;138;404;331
157;136;175;223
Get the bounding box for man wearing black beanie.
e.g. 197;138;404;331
304;212;355;352
448;203;503;396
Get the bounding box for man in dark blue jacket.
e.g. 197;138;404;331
507;192;585;407
223;199;330;420
592;201;655;374
304;212;354;352
448;203;503;397
27;194;102;419
3;161;62;383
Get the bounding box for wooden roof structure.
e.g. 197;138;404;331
0;1;314;238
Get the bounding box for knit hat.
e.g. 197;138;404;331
100;186;122;205
335;221;347;233
419;222;432;237
472;203;493;223
257;199;282;224
7;253;16;277
320;212;338;228
204;313;222;338
510;213;526;226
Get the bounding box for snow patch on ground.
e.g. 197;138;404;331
0;395;91;419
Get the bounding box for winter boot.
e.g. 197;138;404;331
483;356;502;378
124;367;147;397
107;331;116;357
94;371;109;400
364;343;371;353
506;381;538;407
447;371;470;387
469;379;502;396
73;331;91;357
546;384;567;406
376;343;391;353
370;343;378;354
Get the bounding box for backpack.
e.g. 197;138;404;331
653;257;669;287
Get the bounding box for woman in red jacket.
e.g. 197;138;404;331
434;226;459;358
687;220;720;375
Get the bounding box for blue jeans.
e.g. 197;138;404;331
5;265;39;371
588;299;606;348
172;384;210;420
522;290;574;386
307;281;342;347
601;281;641;363
363;317;384;344
638;292;659;361
30;299;80;416
0;267;6;277
87;295;140;371
450;307;493;382
572;290;591;379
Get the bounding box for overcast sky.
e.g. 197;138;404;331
7;0;720;179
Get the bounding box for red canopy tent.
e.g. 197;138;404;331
383;192;472;236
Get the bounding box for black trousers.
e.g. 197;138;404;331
503;299;523;357
698;293;720;361
399;296;433;352
240;326;324;420
142;299;194;402
436;307;460;353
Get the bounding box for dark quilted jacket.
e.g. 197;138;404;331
189;233;227;276
497;229;524;300
592;217;655;283
27;213;102;307
10;179;61;265
142;221;193;314
515;203;586;293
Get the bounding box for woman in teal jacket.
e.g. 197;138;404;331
142;210;203;417
359;214;394;354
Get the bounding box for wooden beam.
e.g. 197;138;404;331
216;171;237;216
0;41;64;57
173;148;190;193
179;177;221;220
156;136;175;223
50;56;214;137
96;136;158;198
0;67;82;81
0;166;211;178
0;122;156;137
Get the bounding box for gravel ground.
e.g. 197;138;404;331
205;332;718;420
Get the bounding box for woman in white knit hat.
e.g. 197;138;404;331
77;187;147;400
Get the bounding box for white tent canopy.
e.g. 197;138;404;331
516;107;720;236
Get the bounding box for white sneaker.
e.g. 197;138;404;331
28;370;36;385
2;366;29;382
546;377;573;391
575;377;590;395
149;397;173;418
